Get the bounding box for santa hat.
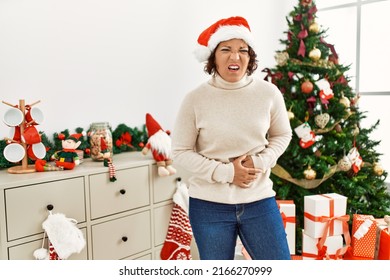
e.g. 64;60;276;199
145;113;163;137
194;16;255;62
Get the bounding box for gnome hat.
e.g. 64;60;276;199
145;113;163;137
194;16;255;62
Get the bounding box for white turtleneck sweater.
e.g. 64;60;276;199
171;74;292;204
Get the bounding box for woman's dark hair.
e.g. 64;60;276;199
204;45;258;76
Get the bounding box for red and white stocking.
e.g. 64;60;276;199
49;240;61;260
160;180;192;260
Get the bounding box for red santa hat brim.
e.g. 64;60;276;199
194;16;255;62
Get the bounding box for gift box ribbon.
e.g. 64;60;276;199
302;245;338;260
281;212;296;229
277;200;296;229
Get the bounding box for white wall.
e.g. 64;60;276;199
0;0;293;139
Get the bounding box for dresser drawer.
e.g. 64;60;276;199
89;166;150;219
8;228;88;260
152;165;177;203
91;210;151;259
154;203;173;246
5;177;86;241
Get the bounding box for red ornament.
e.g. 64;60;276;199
138;142;145;148
301;0;312;7
301;80;314;94
58;133;65;140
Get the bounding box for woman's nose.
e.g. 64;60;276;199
230;52;240;60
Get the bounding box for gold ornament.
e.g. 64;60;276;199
287;110;295;120
373;162;384;176
304;166;317;180
338;156;352;172
339;94;350;108
352;125;360;136
275;52;289;66
309;48;321;61
314;113;330;129
309;22;320;33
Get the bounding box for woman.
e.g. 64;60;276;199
171;16;292;260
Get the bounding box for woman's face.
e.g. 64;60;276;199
214;38;250;83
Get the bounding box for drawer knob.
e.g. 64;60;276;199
46;204;54;211
122;236;128;242
119;189;126;195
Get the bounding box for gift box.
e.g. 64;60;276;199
374;218;390;260
301;230;344;260
351;214;377;259
304;193;348;238
277;200;296;255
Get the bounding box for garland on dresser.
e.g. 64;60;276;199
0;123;148;169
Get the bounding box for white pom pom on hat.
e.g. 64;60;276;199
194;16;255;62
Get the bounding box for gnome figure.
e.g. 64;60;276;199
142;113;176;177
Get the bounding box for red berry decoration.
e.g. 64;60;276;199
301;80;314;94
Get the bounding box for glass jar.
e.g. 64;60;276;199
89;122;113;161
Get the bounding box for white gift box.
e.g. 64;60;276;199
302;230;343;260
277;200;296;255
304;193;347;238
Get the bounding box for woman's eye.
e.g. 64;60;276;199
240;49;249;53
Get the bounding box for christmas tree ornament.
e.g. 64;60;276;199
314;113;330;129
339;94;351;108
334;124;343;133
161;179;192;260
373;162;384;176
301;80;314;94
309;47;321;61
350;94;360;107
316;78;334;100
275;51;289;66
309;22;320;33
314;149;322;157
300;0;312;6
287;110;295;120
338;155;352;172
304;166;316;180
294;122;316;149
347;147;363;174
352;125;360;136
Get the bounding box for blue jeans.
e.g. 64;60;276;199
189;197;291;260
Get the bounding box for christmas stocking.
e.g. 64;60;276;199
160;180;193;260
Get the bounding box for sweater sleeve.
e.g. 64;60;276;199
171;93;234;184
251;87;292;172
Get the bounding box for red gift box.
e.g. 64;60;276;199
374;218;390;260
351;214;376;259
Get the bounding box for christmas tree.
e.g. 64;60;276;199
263;0;390;254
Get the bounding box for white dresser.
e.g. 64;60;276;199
0;152;191;260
